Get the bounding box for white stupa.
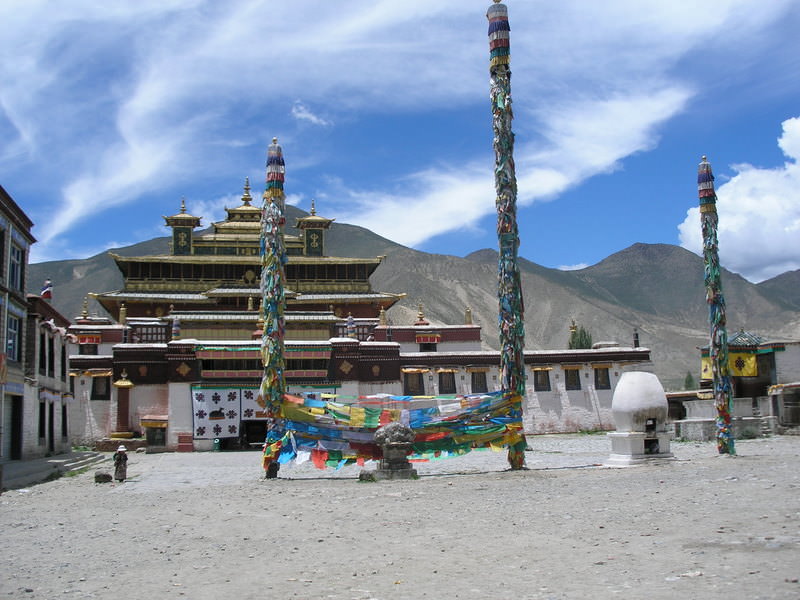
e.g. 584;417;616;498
606;371;674;466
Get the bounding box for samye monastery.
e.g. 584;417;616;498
68;179;651;451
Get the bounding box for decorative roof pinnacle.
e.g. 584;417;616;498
310;198;316;216
242;177;252;205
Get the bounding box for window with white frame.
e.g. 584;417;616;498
7;315;21;362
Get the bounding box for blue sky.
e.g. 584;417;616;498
1;0;798;283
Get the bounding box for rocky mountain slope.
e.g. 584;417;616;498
28;208;800;390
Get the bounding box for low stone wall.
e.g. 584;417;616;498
94;438;148;452
674;416;774;441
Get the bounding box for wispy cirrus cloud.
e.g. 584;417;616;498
291;101;332;127
0;0;796;272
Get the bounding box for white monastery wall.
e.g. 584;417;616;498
775;343;800;383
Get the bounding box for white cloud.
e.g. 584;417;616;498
327;89;690;247
2;0;798;264
291;101;332;127
678;117;800;282
558;263;590;272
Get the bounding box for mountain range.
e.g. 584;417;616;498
28;205;800;390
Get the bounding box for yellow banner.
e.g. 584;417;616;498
701;353;757;380
729;353;757;377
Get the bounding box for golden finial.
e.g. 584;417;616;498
180;197;187;213
417;303;425;322
465;306;473;325
242;177;252;205
310;198;316;216
113;369;134;389
247;296;254;311
119;302;127;324
379;306;387;326
81;297;89;318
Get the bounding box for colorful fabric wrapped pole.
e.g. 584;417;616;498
261;138;289;471
698;156;735;455
488;1;527;469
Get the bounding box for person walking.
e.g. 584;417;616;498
113;445;128;482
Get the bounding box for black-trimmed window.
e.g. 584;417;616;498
61;403;68;437
92;376;111;400
39;332;47;374
438;371;456;395
533;369;551;391
9;244;23;291
39;400;46;439
403;372;425;396
470;371;488;394
594;368;611;390
48;337;55;376
564;368;581;390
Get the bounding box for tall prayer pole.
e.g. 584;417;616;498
488;0;527;469
260;137;289;474
698;156;735;455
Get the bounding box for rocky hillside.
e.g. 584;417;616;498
28;209;800;390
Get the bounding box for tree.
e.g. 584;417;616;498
684;371;697;390
568;323;593;349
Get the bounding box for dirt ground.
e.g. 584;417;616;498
1;435;799;599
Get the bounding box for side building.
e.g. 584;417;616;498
1;185;74;464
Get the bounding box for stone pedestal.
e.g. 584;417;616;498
360;423;418;481
606;431;673;466
360;442;417;481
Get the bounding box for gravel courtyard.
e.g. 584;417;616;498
2;434;799;599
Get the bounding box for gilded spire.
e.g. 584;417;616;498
414;303;430;326
379;306;388;326
310;198;316;216
81;296;89;318
242;177;252;206
465;306;473;325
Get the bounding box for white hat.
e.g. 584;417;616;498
117;445;127;452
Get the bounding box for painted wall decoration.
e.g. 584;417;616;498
192;386;248;439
